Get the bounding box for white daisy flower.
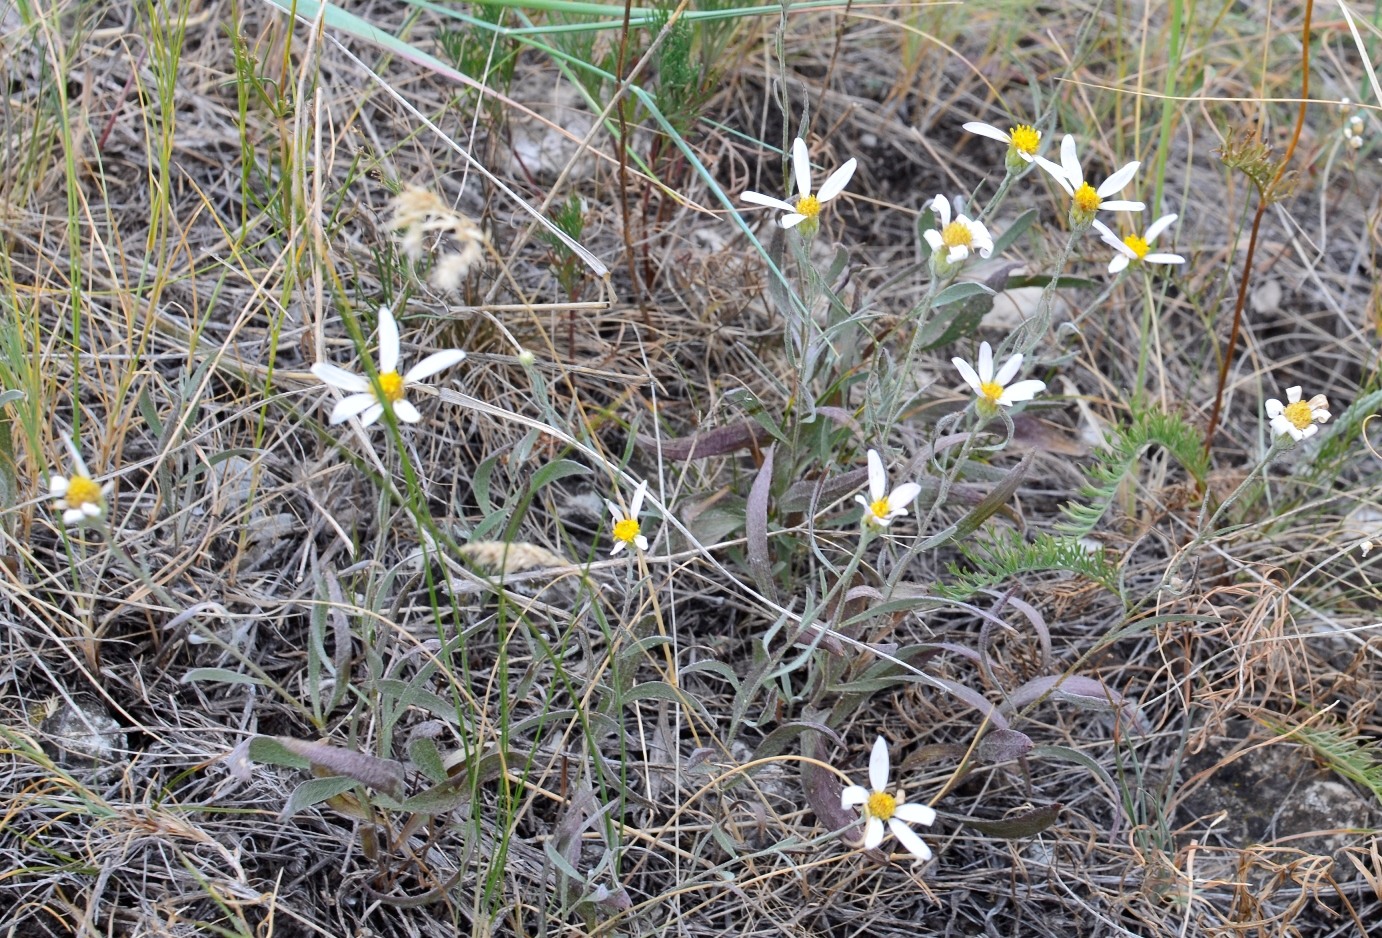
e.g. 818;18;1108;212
741;137;857;230
1091;214;1184;274
310;306;466;427
606;480;650;555
952;342;1046;412
841;736;937;862
1265;386;1330;441
49;437;113;526
1035;135;1144;227
923;195;995;267
853;449;922;528
962;120;1043;170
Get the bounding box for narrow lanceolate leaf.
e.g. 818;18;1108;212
746;446;776;601
270;737;407;798
959;803;1061;838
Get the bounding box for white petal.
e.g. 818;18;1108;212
63;507;86;525
1099;199;1145;212
816;158;857;203
1097;160;1141;198
841;785;870;809
889;820;933;861
634;534;649;551
888;483;922;512
1286;386;1303;403
952;357;983;393
998;379;1046;405
377;306;400;375
328;393;380;424
923;230;944;252
606;500;625;521
610;539;626;556
1300;423;1318;439
1145;253;1184;265
61;436;89;477
863;817;885;850
868;736;890;793
82;502;102;517
993;352;1024;387
792;137;812;198
853;494;872;513
1144;213;1178;243
780;213;808;229
741;191;797;212
931;194;951;226
405;349;467;383
311;362;371;393
49;475;70;497
358;403;385;427
393;399;422;423
946;245;969;264
1108;254;1130;274
893;802;937;826
962;121;1011;144
629;479;648;518
1059;135;1082;188
1092;219;1129;254
977;341;994;382
1035;155;1074;193
1264;399;1284;418
866;449;887;502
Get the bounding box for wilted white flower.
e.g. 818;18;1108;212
311;306;466;427
841;736;937;862
1035;135;1144;227
952;342;1046;413
741;137;857;230
853;450;922;528
49;437;112;526
388;186;487;291
606;480;650;555
1092;214;1184;274
962;120;1043;171
1265;386;1330;441
923;195;995;267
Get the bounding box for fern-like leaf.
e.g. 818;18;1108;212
937;532;1121;601
1057;408;1209;538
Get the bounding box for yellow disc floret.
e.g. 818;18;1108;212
1283;400;1315;431
795;194;822;220
64;475;103;509
378;371;405;403
1073;182;1102;216
869;498;892;522
1008;125;1041;156
867;791;897;822
941;221;974;249
979;381;1005;405
613;518;641;544
1122;234;1150;259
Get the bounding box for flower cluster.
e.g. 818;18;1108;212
741;137;857;231
1265;386;1330;442
48;437;112;527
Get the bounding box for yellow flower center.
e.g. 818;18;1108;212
378;371;405;403
869;497;892;521
941;220;973;249
613;518;641;544
1123;234;1150;259
979;380;1005;404
795;194;822;219
1009;125;1040;156
867;791;897;821
1283;400;1314;430
1073;182;1102;215
64;475;103;508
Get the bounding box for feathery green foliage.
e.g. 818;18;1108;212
1263;716;1382;808
1057;407;1209;538
937;531;1122;600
